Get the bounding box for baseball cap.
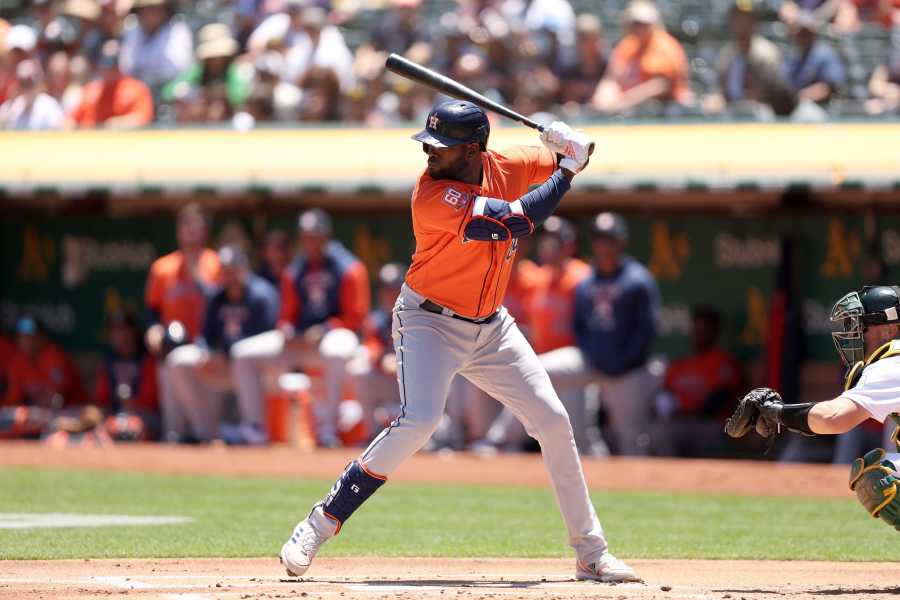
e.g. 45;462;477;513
6;24;37;53
297;208;333;236
623;0;659;25
412;100;490;149
61;0;102;21
197;36;238;61
378;262;407;289
591;212;628;240
218;245;248;268
541;216;576;244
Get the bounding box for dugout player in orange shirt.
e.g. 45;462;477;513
279;101;640;584
143;203;221;442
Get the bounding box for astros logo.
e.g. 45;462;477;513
429;114;440;129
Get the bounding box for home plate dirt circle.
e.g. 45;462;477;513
2;557;899;600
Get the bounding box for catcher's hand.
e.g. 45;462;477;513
724;387;784;439
849;447;900;531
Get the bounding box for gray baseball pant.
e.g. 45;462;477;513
358;284;609;564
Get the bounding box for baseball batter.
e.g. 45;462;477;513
279;100;640;583
725;285;900;530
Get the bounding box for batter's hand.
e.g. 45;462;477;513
540;121;592;173
724;387;785;439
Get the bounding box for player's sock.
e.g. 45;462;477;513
321;460;386;530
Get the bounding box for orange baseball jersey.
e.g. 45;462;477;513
144;249;221;339
3;342;88;407
529;258;591;354
664;347;742;416
405;145;557;318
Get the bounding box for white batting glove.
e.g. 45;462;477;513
539;121;593;173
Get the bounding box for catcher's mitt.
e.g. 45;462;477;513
724;387;784;439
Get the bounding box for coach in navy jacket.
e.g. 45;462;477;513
539;212;661;456
165;246;279;444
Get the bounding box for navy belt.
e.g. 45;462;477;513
419;299;498;324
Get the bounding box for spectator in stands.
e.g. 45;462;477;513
783;13;845;111
118;0;192;99
865;43;900;115
143;203;221;443
349;262;406;439
592;0;692;115
780;0;867;33
0;59;65;130
247;0;313;54
298;65;342;121
56;0;104;63
703;0;797;118
558;14;608;117
162;24;252;113
542;213;661;455
354;0;432;82
45;51;83;114
68;40;154;128
257;229;292;287
3;315;87;412
97;0;124;46
1;24;38;104
166;246;279;444
94;311;159;441
651;307;742;457
231;208;370;447
849;0;900;30
283;7;354;93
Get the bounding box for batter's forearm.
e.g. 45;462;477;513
517;169;571;226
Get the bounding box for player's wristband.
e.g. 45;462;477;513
780;402;816;435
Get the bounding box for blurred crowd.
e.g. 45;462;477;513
0;0;898;131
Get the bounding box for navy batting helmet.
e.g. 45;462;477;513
412;100;490;150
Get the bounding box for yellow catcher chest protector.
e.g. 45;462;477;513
844;339;900;450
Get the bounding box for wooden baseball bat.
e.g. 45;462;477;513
385;53;594;155
385;53;545;132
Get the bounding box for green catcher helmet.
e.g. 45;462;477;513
831;285;900;366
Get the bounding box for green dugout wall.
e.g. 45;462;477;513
4;209;899;363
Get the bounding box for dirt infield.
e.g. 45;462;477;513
3;442;884;599
3;557;899;600
0;441;854;498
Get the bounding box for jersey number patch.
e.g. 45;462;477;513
442;188;467;210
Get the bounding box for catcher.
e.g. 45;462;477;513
725;285;900;530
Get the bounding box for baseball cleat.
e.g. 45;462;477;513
576;553;642;583
280;504;338;577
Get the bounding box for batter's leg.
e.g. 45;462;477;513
280;300;470;577
359;307;468;474
461;312;609;565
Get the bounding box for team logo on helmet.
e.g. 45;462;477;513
429;114;440;129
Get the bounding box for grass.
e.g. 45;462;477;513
1;467;899;561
